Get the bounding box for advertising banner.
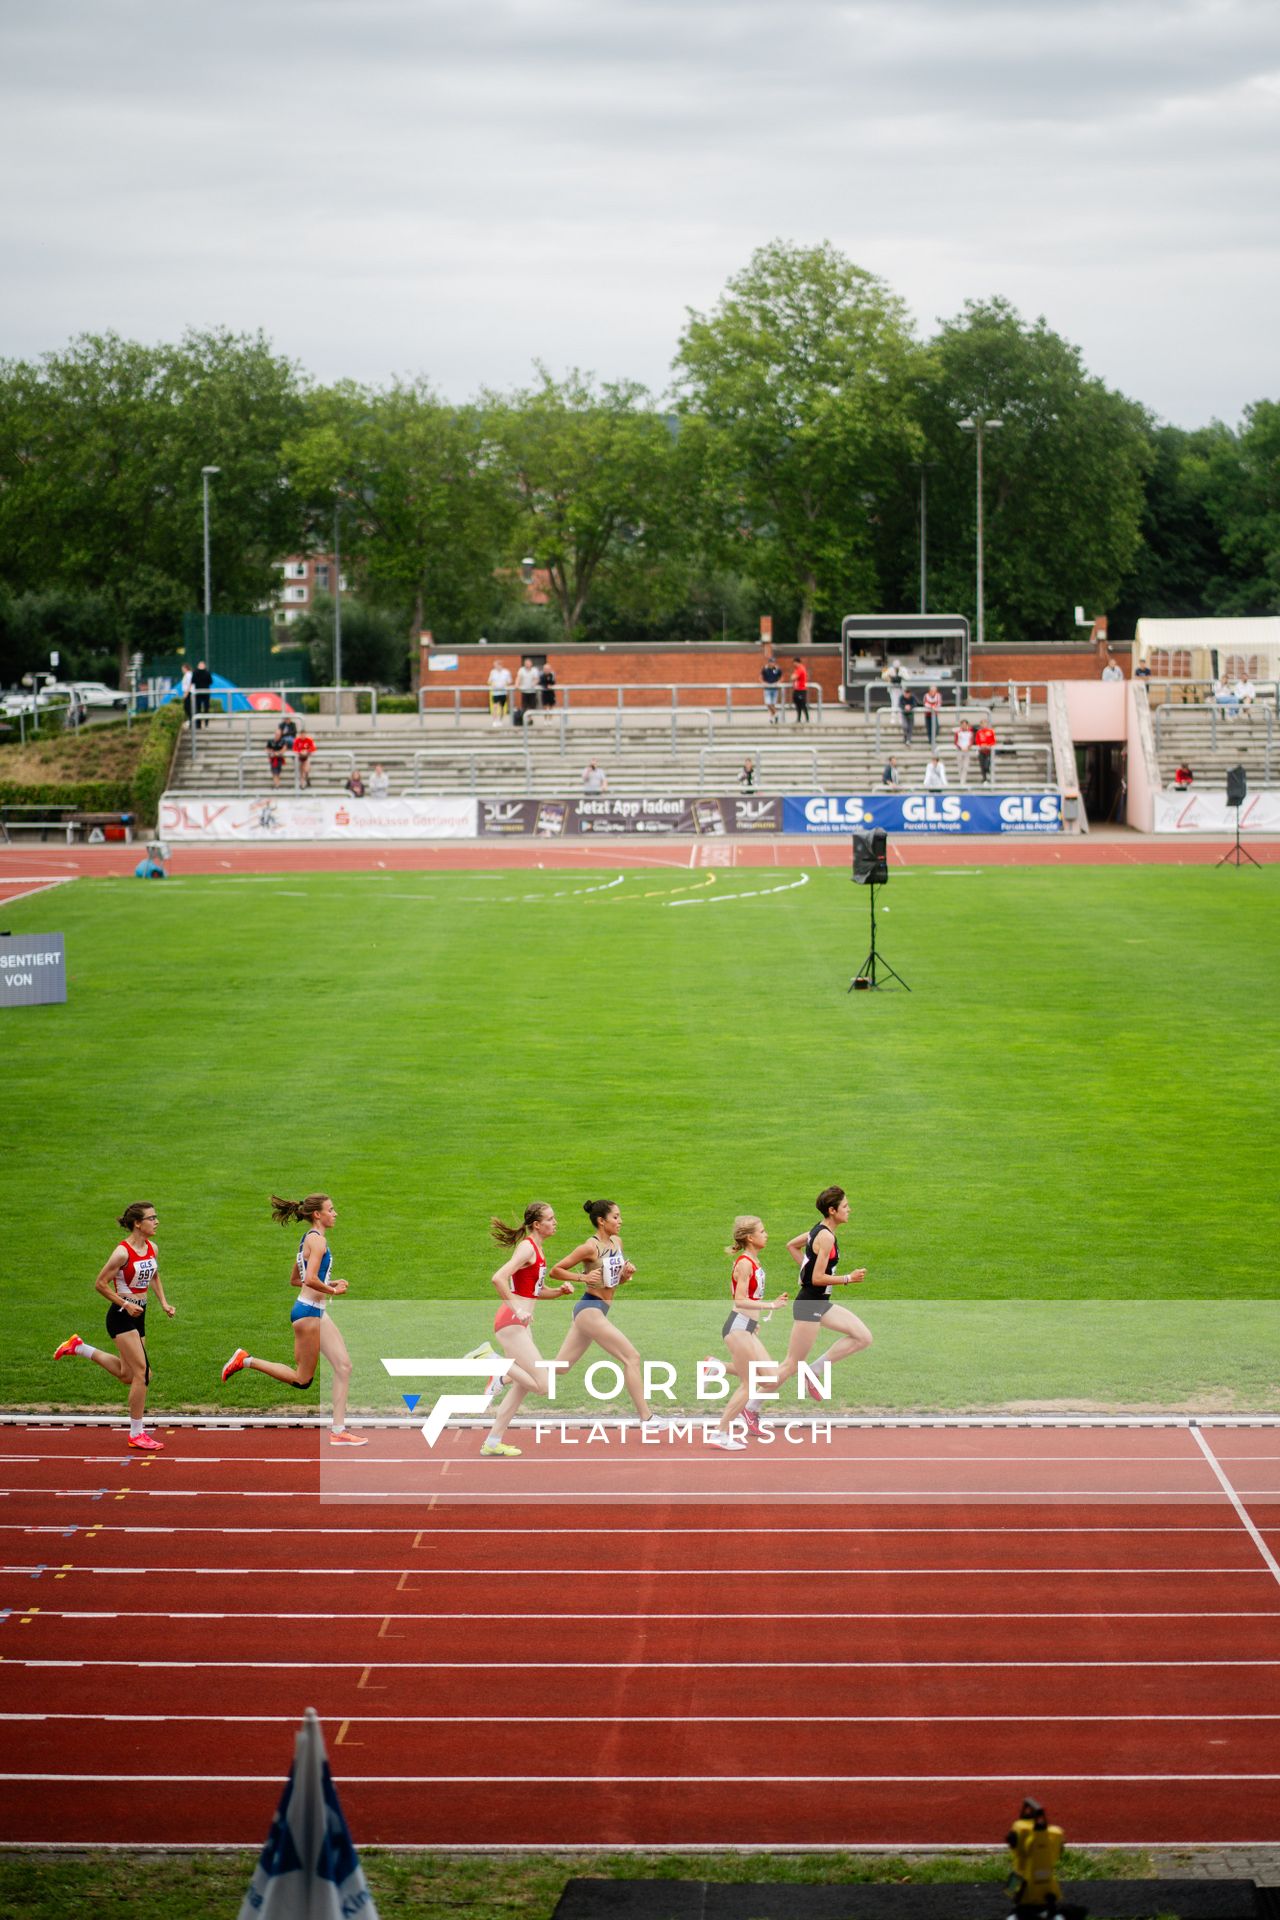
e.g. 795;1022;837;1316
0;933;67;1007
159;795;478;840
1152;790;1280;833
782;792;1062;836
478;796;782;837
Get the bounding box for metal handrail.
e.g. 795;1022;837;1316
410;745;534;797
416;681;821;725
697;745;820;793
237;748;355;792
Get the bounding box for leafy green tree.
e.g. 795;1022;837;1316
0;330;309;683
488;368;684;641
292;595;408;689
1111;424;1233;630
1199;400;1280;614
906;299;1151;642
673;240;922;646
284;380;519;651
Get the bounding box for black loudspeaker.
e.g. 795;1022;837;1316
852;829;889;886
1226;765;1247;808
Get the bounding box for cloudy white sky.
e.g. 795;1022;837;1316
3;0;1277;427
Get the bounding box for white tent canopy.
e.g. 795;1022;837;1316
1135;617;1280;680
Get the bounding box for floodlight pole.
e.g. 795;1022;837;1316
333;500;343;728
958;416;1002;648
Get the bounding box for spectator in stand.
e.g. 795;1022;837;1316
760;654;783;722
899;684;916;744
582;760;608;794
192;660;214;729
1173;761;1194;790
345;769;366;799
180;663;195;726
267;721;291;789
923;752;947;790
1101;658;1124;682
369;763;390;798
487;660;512;726
881;755;901;791
922;683;942;745
739;756;756;792
539;663;557;709
1237;672;1256;716
883;660;904;717
293;728;316;790
953;718;974;787
974;717;997;785
790;657;810;722
515;658;540;727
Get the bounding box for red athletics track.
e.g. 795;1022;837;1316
1;1422;1278;1848
2;826;1280;905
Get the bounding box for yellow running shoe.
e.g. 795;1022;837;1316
479;1441;521;1458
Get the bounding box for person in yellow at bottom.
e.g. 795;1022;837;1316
1005;1797;1064;1918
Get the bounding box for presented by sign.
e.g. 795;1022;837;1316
0;933;67;1007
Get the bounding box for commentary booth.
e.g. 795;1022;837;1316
841;613;970;710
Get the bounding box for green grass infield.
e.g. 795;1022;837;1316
6;863;1277;1413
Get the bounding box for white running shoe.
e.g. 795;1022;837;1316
706;1430;747;1451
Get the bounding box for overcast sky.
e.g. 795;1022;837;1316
2;0;1277;427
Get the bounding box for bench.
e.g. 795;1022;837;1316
0;806;134;845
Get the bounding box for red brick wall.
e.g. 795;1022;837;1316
417;640;1123;709
418;644;844;710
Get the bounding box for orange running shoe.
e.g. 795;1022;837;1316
53;1334;84;1361
127;1433;164;1451
221;1348;248;1382
329;1430;368;1446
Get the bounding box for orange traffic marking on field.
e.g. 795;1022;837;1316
355;1665;385;1692
377;1615;401;1640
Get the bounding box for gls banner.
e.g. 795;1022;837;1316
782;793;1062;836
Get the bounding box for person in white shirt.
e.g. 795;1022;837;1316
582;760;608;794
922;753;947;790
487;662;513;726
953;721;974;786
1101;659;1124;682
1237;673;1256;714
369;763;390;798
515;659;540;727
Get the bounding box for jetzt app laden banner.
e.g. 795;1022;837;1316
782;793;1062;835
478;796;781;836
159;795;478;839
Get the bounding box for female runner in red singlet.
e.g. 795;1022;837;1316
53;1203;176;1451
480;1202;573;1458
708;1215;789;1451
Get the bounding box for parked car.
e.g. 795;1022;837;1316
49;680;129;710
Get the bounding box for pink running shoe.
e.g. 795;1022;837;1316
329;1430;368;1446
53;1334;84;1361
127;1432;164;1451
221;1347;248;1382
742;1407;765;1438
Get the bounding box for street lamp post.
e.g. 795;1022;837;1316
913;462;937;615
333;501;343;726
201;466;220;662
958;415;1002;648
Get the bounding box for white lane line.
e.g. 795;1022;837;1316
6;1771;1280;1785
18;1563;1272;1577
6;1487;1271;1501
0;1522;1250;1536
0;878;74;903
667;875;809;907
10;1656;1280;1670
1191;1426;1280;1590
6;1711;1280;1725
0;1450;1250;1464
24;1607;1280;1621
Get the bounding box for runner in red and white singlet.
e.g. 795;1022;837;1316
52;1203;177;1451
477;1202;574;1458
709;1215;789;1451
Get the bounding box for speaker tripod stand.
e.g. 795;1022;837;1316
1216;808;1261;868
848;882;911;992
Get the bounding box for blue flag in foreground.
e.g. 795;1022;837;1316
238;1707;379;1919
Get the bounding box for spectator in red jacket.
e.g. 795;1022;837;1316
293;731;316;790
973;719;997;785
1173;762;1194;790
